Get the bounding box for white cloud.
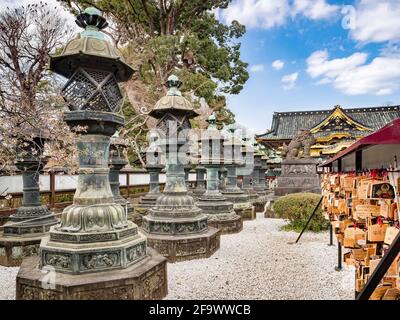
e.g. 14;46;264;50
272;60;285;70
307;50;368;79
250;64;265;73
222;0;289;29
221;0;338;29
292;0;339;20
281;72;298;90
350;0;400;44
306;49;400;96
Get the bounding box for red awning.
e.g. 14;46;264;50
321;118;400;166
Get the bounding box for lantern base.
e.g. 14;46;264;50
39;224;147;275
233;202;256;221
196;196;243;234
0;233;44;267
206;214;243;234
3;206;58;236
141;227;221;263
16;247;167;300
252;195;269;213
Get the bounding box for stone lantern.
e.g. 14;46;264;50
184;151;192;192
252;144;269;212
192;136;206;199
16;8;167;300
261;155;270;192
196;114;242;234
109;135;134;215
138;133;164;211
221;125;255;221
252;144;268;196
218;167;228;191
240;137;258;202
141;75;220;263
0;132;58;267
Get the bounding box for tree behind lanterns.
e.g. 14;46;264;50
0;3;79;173
59;0;249;165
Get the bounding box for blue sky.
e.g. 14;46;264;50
219;0;400;134
3;0;400;135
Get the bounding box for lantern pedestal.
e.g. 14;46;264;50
109;138;134;216
193;166;206;200
137;165;163;212
16;247;167;300
142;175;221;263
222;167;255;221
197;166;243;234
141;227;220;263
0;153;58;266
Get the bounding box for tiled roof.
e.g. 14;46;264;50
257;106;400;140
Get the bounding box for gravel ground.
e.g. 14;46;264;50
166;213;355;300
0;267;19;300
0;213;355;300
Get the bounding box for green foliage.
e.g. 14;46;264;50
274;193;329;232
60;0;248;127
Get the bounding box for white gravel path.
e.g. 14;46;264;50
0;213;355;300
166;213;355;300
0;267;18;300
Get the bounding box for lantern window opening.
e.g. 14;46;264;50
61;67;123;112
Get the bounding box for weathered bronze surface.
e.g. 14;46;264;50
141;76;220;262
196;115;243;234
0;135;58;266
16;7;167;299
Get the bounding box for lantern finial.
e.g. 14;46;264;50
166;75;182;96
75;7;108;40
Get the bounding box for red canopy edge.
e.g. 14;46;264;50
320;118;400;167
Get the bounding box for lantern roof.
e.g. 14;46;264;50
150;75;199;119
49;7;134;82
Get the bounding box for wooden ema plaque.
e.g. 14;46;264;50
369;182;395;199
367;223;388;242
355;204;380;219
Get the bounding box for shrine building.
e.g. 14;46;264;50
256;105;400;158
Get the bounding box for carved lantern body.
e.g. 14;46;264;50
196;115;243;234
252;147;268;196
16;8;167;300
240;138;258;202
221;126;255;221
191;136;206;199
109;137;133;214
261;155;270;191
139;134;164;209
141;76;220;262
